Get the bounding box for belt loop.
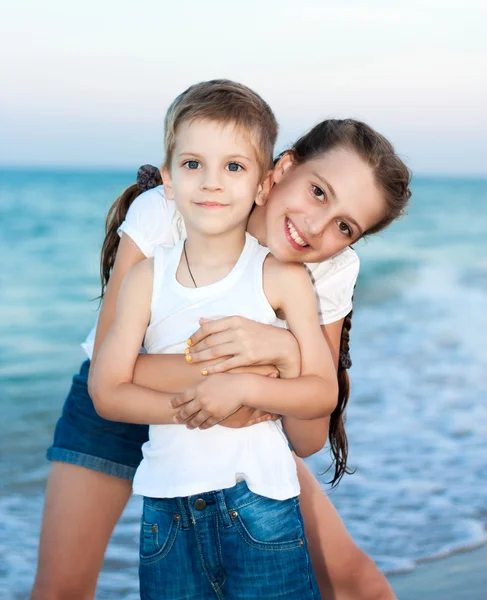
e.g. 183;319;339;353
176;497;189;529
216;490;232;528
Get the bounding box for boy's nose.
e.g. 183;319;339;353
201;170;224;192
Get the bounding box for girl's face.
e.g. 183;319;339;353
264;147;386;263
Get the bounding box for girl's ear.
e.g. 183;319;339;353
161;165;174;200
271;151;295;185
255;170;274;206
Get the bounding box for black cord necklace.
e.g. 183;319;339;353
183;240;197;288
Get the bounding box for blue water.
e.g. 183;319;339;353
1;170;486;598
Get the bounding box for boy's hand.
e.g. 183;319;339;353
219;407;280;429
170;373;247;430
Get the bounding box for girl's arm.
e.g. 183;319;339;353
235;259;339;418
171;260;338;428
282;319;344;457
91;259;180;424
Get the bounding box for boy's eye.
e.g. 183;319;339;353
227;162;243;172
184;160;200;169
337;221;352;237
312;185;326;202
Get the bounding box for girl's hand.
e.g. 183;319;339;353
186;316;301;377
170;373;247;430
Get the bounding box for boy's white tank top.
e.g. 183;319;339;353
133;233;300;501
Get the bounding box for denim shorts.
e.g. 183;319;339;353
139;481;320;599
46;360;149;480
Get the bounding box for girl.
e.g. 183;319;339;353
31;81;411;600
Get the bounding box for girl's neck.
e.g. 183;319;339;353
247;204;267;246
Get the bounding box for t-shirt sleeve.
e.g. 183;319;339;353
311;249;360;326
117;187;175;258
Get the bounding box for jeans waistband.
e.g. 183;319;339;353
144;480;267;529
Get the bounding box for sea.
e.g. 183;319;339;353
1;169;486;598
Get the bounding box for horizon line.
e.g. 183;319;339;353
1;165;486;180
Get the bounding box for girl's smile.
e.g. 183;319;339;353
257;147;387;263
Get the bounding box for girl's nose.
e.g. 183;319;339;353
304;207;328;238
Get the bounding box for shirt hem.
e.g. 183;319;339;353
133;479;300;501
117;222;154;258
319;301;354;326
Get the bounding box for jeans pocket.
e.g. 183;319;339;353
232;496;305;551
139;501;180;564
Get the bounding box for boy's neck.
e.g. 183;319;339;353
247;204;267;246
183;227;247;269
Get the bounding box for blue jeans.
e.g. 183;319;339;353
139;481;320;599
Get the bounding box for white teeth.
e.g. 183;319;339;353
287;219;307;247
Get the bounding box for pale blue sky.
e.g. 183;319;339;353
1;0;486;174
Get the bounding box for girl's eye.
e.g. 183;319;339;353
184;160;200;169
227;162;243;172
312;185;326;202
337;221;352;237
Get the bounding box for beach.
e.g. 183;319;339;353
388;545;487;600
1;170;486;598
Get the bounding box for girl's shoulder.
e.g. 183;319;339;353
119;186;186;257
306;248;360;325
306;246;360;285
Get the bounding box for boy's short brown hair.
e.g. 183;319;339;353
164;79;278;173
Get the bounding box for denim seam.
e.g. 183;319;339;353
46;447;136;481
232;517;304;551
228;495;262;512
215;514;226;589
139;519;180;565
192;516;220;595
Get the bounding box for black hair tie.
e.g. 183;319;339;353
136;164;162;192
339;350;352;370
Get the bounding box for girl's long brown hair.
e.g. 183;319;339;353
99;166;162;298
290;119;412;486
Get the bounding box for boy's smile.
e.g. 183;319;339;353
162;119;265;239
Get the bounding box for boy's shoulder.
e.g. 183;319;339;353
263;254;309;288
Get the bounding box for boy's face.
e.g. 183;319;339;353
163;119;265;237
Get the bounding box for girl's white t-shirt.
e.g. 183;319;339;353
81;186;359;358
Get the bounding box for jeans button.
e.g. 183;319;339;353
194;498;207;511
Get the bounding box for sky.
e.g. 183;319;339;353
1;0;486;175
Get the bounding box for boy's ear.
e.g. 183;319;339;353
255;170;274;207
271;151;295;185
161;165;174;200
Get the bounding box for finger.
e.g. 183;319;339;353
203;356;248;374
185;410;212;430
266;372;279;378
169;388;196;409
173;400;201;423
188;316;241;346
198;416;222;430
187;343;237;364
189;330;234;354
245;414;273;427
